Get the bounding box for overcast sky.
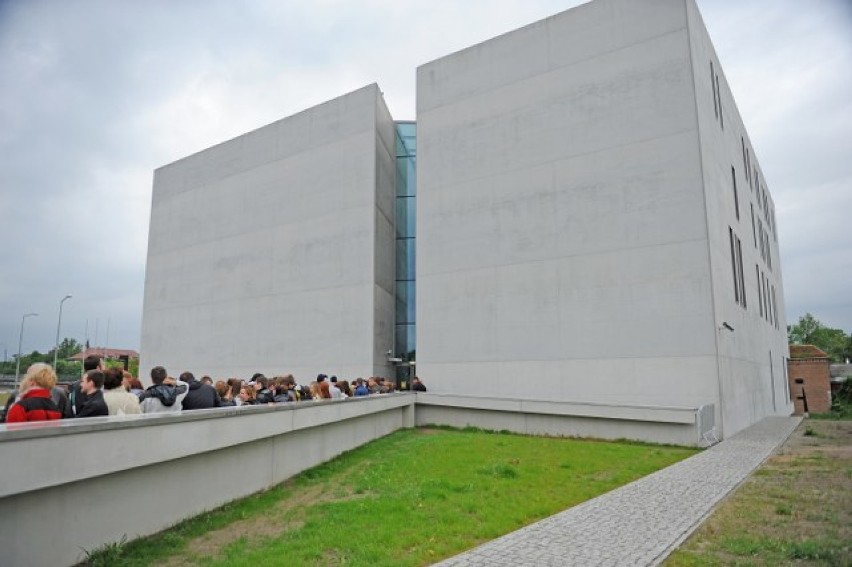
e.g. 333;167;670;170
1;0;850;357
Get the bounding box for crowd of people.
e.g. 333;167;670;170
1;355;428;424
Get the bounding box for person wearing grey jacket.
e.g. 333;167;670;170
139;366;188;414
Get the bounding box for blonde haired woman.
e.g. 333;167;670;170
5;363;63;423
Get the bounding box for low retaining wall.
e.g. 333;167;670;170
0;395;414;567
0;393;711;567
414;393;713;446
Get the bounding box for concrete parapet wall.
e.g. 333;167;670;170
0;395;414;567
414;393;710;446
0;392;710;566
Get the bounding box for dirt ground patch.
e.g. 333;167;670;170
666;419;852;566
158;473;373;566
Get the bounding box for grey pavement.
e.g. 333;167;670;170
433;416;802;567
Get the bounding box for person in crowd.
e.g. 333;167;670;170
353;378;369;397
308;381;321;400
412;376;427;392
51;381;69;417
337;380;352;397
229;380;244;406
102;367;142;415
367;377;382;395
66;354;102;417
200;375;213;386
128;378;145;399
329;377;346;399
319;380;332;399
215;380;236;406
75;369;109;417
253;375;274;404
181;371;221;410
5;363;63;423
238;384;257;405
139;366;188;413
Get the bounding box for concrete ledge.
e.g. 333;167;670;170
415;393;699;424
414;393;709;446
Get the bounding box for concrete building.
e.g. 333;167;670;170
141;0;790;441
141;84;397;381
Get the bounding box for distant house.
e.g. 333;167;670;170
70;348;139;369
787;345;831;414
829;363;852;397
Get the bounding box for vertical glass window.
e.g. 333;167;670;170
711;62;718;119
731;166;739;220
394;122;416;360
729;227;739;304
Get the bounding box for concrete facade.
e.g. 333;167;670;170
141;84;396;381
140;0;790;441
415;0;790;439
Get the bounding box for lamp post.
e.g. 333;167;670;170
15;313;38;389
53;294;73;371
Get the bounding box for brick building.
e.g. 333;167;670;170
787;345;831;414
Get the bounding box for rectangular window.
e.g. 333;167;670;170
711;62;718;119
758;220;765;260
756;265;763;317
750;204;757;247
747;148;751;187
729;227;739;304
771;285;778;329
765;231;772;271
731;166;740;220
764;275;771;322
716;73;724;129
736;236;746;308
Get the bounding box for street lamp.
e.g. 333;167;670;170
15;312;38;389
53;294;73;371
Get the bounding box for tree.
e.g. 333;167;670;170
788;313;822;344
788;313;850;363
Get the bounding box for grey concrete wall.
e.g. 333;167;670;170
416;0;719;413
0;392;715;566
140;84;395;383
0;395;414;567
684;0;793;436
414;393;710;446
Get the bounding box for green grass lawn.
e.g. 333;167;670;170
87;427;697;567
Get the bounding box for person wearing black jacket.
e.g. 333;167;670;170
180;372;221;410
75;370;109;418
66;354;103;417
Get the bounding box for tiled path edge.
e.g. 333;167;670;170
433;416;802;567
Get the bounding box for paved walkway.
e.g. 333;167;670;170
433;416;802;567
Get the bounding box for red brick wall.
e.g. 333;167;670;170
787;358;831;414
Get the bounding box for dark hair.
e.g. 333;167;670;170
251;373;265;382
86;370;105;389
103;368;124;390
317;374;327;383
83;355;101;371
151;366;167;385
129;378;143;390
179;371;195;383
255;376;268;388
